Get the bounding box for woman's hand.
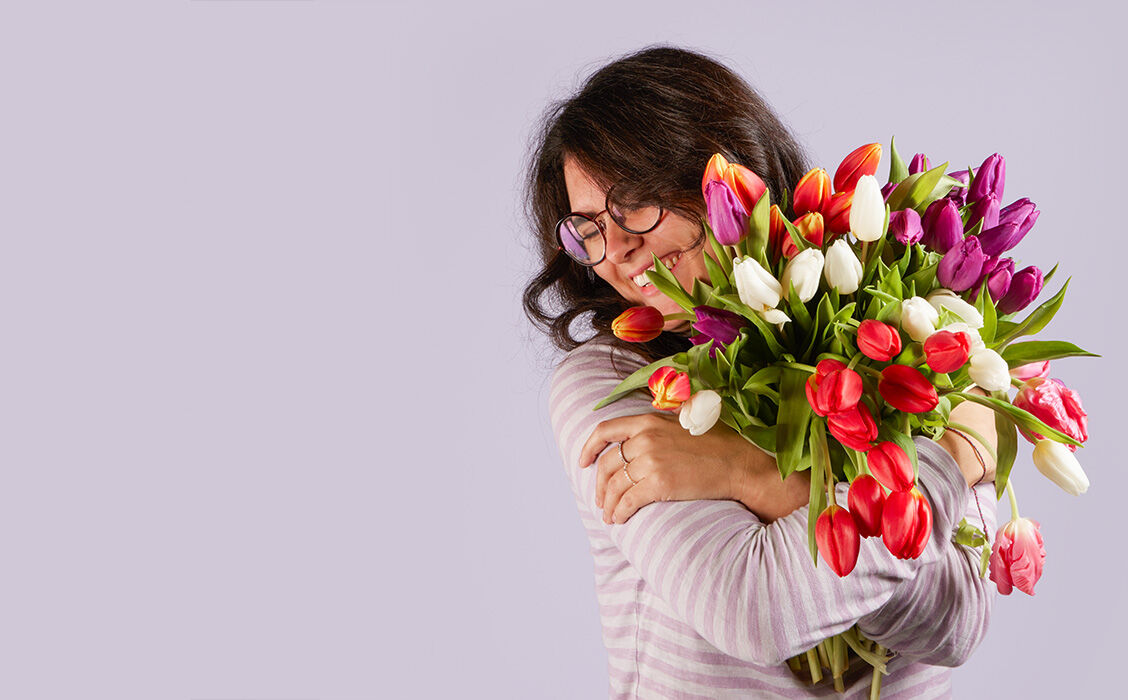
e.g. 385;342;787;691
578;412;809;525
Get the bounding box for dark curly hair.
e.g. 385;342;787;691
522;46;810;363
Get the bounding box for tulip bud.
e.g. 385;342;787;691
816;504;862;577
732;256;783;312
823;239;864;294
648;366;691;411
768;204;788;262
760;308;791;325
679;389;723;436
1014;377;1088;450
782;212;825;259
882;488;932;559
880;181;897;201
935;321;985;354
967;348;1010;392
856;319;902;362
1032;439;1089;495
966;192;1000;232
827;402;878;452
824;191;853;236
781;247;825;303
938;236;989;292
804;359;863;417
849;175;885;242
1010;360;1050;381
985;257;1015;301
898;296;939;342
888;208;923;245
996;266;1043;315
946;169;971;208
848;475;885;538
969;153;1006;204
833;143;882;193
612;306;664;342
724;162;768;215
705;180;750;246
879;364;939;413
921;199;963;254
998;198;1040;238
866;441;915;492
977;222;1026;258
989;516;1044;596
927;289;984;330
924;329;972;373
702;153;730;195
794;167;832;216
691;305;746;352
908;152;930;175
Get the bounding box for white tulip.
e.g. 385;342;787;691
934;322;985;353
1032;439;1089;495
927;289;984;329
781;248;824;303
823;239;864;294
679;390;723;436
732;256;782;312
761;308;791;325
849;174;886;242
898;296;939;342
967;348;1010;391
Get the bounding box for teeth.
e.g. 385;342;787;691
633;254;680;287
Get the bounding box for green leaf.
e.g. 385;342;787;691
807;417;830;565
748;191;772;267
742;365;782;392
889;136;909;184
1001;340;1100;367
997;279;1071;345
902;257;939;292
994;411;1018;500
788;284;813;333
1042;262;1059;286
954;518;987;548
777;367;814;478
645;253;696;311
594;356;678;409
703;249;729;289
715;294;787;356
952;391;1083;448
739;423;777;453
980;286;997;345
903;161;950;212
706;223;734;279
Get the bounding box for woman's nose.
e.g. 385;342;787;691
602;218;644;265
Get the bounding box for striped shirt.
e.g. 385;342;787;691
549;340;996;699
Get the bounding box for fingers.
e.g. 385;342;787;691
578;414;652;468
601;458;644;524
595;441;630;509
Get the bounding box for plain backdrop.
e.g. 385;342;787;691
1;1;1124;698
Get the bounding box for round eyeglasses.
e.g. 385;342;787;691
555;198;664;267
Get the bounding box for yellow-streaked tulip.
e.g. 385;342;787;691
793;167;831;216
834;143;883;193
611;306;664;342
702;153;767;214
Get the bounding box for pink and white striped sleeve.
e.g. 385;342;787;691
550;340;994;666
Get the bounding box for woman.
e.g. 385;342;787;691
525;46;997;699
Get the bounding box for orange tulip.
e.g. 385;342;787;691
648;366;691;411
702;153;767;214
833;143;882;193
781;212;824;260
824;190;853;236
611;306;664;343
768;203;788;261
793;168;831;216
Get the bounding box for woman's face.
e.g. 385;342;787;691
563;157;709;330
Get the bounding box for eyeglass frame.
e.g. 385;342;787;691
554;194;665;267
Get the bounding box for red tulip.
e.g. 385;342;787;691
816;504;861;576
848;475;885;538
611;306;664;343
824;191;853;236
768;204;788;262
879;364;939;413
866;441;915;492
781;212;825;259
923;329;972;373
989;517;1045;596
827;402;878;452
834;143;883;193
1013;377;1088;451
856;320;902;362
648;366;691;411
804;359;863;417
793;167;832;216
881;487;932;559
702;153;767;215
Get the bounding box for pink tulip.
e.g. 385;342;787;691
1010;360;1050;381
1013;377;1088;451
989;517;1045;596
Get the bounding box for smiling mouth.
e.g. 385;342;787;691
632;252;682;287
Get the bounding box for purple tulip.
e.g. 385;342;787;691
969;153;1006;204
705;180;749;246
909;153;931;175
889;208;923;245
692;305;747;356
977;222;1025;257
938;235;989;292
921;199;964;253
966;192;1000;232
986;257;1015;301
881;181;897;201
996;266;1044;315
999;198;1040;238
946;169;971;207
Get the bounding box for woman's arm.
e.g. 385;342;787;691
551;341;991;665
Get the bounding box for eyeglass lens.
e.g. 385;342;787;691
557;204;661;265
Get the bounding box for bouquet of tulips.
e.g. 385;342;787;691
599;141;1094;693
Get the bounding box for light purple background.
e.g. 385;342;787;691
2;1;1124;698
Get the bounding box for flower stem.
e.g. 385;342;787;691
806;648;823;684
1006;480;1020;520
